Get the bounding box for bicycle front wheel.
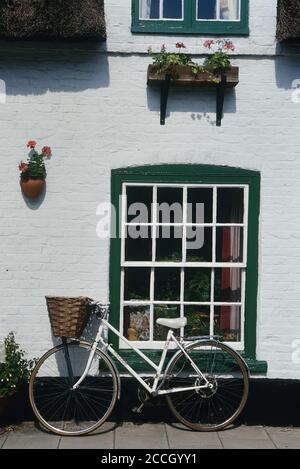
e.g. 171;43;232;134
165;340;249;431
29;342;118;436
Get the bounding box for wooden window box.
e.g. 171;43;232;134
147;65;239;126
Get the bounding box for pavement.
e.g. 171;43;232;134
0;422;300;449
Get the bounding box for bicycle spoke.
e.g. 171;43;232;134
166;340;248;430
30;343;118;435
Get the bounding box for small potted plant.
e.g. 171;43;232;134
19;140;52;199
0;333;36;419
148;42;204;81
203;39;235;74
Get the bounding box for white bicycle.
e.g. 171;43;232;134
29;303;249;436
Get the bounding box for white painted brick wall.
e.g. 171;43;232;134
0;1;300;379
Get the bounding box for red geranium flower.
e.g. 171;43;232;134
27;140;37;149
41;146;52;157
176;42;186;49
203;40;215;49
224;40;235;51
18;161;28;173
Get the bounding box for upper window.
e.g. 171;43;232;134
132;0;249;34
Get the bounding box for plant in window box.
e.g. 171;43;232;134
148;40;237;84
147;41;239;126
203;39;235;75
148;43;205;80
19;140;52;199
0;333;36;419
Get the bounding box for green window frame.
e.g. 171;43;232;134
132;0;249;35
110;165;267;374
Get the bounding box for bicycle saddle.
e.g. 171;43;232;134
156;317;187;329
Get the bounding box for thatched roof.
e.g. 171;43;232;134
277;0;300;42
0;0;106;40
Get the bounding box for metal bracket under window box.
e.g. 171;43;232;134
147;65;239;127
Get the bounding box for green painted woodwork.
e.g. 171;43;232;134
109;164;266;374
132;0;249;35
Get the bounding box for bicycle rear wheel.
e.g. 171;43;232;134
29;341;118;436
165;340;249;431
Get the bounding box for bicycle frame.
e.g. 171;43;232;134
72;316;212;396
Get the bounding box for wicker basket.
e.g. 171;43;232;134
46;296;91;338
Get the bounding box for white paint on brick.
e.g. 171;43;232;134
0;1;300;379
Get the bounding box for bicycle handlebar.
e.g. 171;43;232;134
89;300;110;319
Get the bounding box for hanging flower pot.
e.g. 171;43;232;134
20;176;46;199
18;140;52;200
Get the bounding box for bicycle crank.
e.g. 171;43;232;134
132;378;155;414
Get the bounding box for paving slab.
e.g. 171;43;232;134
4;422;43;436
219;425;270;441
265;427;300;449
0;431;8;449
59;423;115;449
166;424;222;449
221;438;276;449
115;423;168;449
3;434;60;449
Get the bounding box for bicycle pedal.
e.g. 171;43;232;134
131;404;144;414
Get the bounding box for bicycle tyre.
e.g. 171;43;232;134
29;341;118;436
165;340;249;431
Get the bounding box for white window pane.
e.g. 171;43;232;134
163;0;183;19
184;268;211;302
124;306;150;341
124;267;151;301
214;305;241;342
217;188;244;223
126;186;152;224
186;227;212;263
156;226;183;262
154;268;181;301
216;227;244;263
154;305;180;341
140;0;160;19
185;306;210;338
220;0;240;20
198;0;240;21
198;0;217;20
214;268;242;302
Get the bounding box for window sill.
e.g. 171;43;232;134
131;24;249;36
114;349;268;375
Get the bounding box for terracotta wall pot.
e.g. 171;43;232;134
20;178;45;199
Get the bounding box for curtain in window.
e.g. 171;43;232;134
220;0;239;20
140;0;152;19
220;214;242;333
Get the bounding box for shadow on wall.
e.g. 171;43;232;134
0;40;110;95
147;86;237;126
275;48;300;90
